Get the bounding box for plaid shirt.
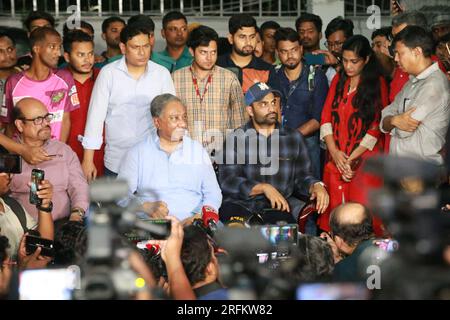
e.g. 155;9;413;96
173;65;246;154
218;121;319;203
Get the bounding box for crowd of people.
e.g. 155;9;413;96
0;1;449;300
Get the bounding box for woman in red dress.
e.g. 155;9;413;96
318;35;388;235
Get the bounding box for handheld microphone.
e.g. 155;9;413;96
201;205;219;233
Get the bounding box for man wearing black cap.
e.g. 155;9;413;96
217;82;329;227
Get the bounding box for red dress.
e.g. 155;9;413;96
318;75;389;236
67;68;105;177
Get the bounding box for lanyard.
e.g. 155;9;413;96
190;67;213;104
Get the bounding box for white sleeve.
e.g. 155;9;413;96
82;68;111;150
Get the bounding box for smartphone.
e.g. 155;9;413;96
0;154;22;173
19;268;77;300
29;169;44;205
304;53;326;66
140;218;172;240
25;234;55;257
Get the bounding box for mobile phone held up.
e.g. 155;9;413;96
25;234;55;258
30;169;44;205
304;53;326;66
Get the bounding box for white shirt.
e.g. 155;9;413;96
82;56;176;173
0;198;36;260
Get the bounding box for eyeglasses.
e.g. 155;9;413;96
19;113;54;125
325;41;344;49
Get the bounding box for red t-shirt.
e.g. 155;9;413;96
67;68;105;177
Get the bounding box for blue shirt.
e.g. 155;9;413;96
269;64;329;133
82;56;176;172
117;133;222;220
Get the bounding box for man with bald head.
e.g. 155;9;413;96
9;98;89;228
321;202;378;282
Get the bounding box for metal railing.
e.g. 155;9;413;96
0;0;391;18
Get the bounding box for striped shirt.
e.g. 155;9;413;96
173;65;247;155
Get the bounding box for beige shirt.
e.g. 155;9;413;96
381;62;450;165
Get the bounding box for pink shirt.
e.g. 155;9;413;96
1;69;80;140
9;139;89;221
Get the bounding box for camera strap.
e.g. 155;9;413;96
1;195;28;232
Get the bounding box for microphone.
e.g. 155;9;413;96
201;205;219;233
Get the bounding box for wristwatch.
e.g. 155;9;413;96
37;201;53;213
71;208;85;218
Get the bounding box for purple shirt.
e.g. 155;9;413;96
10;139;89;221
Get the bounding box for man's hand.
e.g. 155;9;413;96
141;201;169;219
311;49;339;66
35;179;53;208
82;160;97;183
21;146;53;165
310;183;329;214
17;234;52;270
146;216;184;265
320;232;342;264
392;107;421;132
330;149;349;173
261;184;290;212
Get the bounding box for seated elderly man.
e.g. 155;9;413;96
9;98;89;227
117;94;222;221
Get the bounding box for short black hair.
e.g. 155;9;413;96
392;11;428;30
101;16;126;34
62;20;94;38
259;21;281;38
53;221;87;266
120;24;150;44
325;16;354;39
286;235;334;282
23;10;55;32
228;13;257;35
162;11;187;29
393;25;434;58
181;226;213;286
371;26;392;40
0;30;16;47
274;27;301;46
63;29;94;53
128;15;155;33
29;27;61;52
187;25;219;51
295;13;323;33
12;104;25;121
438;32;450;44
0;235;10;265
329;203;374;247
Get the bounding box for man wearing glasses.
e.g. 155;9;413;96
312;17;354;85
9;98;89;230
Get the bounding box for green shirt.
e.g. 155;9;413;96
152;46;193;73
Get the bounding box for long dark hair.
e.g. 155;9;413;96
332;35;383;132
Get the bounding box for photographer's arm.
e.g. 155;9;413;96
162;216;196;300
